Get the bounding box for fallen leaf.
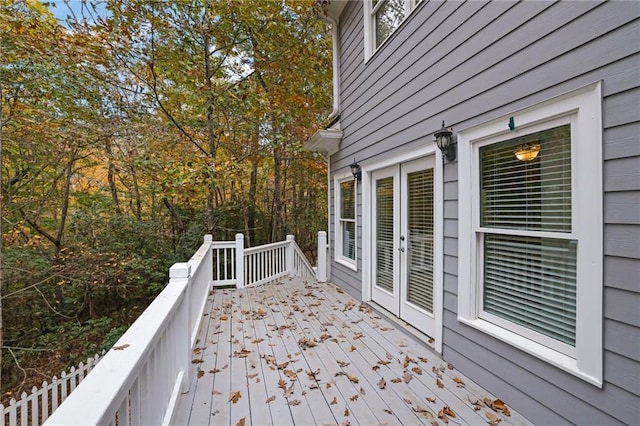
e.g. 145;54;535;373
412;366;423;375
493;399;511;416
330;397;338;405
419;357;429;363
436;379;444;389
377;378;387;389
442;406;456;418
384;409;393;415
229;391;241;404
350;394;359;401
350;345;357;352
288;399;301;406
453;377;465;388
197;370;204;378
209;368;221;374
278;379;287;391
113;343;129;350
426;397;436;403
360;387;366;395
403;372;413;383
192;359;204;364
236;418;245;426
485;411;501;425
220;315;229;320
391;378;402;383
344;408;350;416
266;395;276;403
347;375;359;384
247;373;258;379
337;360;350;367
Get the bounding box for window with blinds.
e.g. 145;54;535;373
478;124;577;347
339;180;356;262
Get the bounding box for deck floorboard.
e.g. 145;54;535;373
176;277;533;426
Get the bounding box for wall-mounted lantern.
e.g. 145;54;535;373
349;159;362;181
434;120;457;162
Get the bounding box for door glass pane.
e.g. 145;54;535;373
407;169;434;312
376;177;394;293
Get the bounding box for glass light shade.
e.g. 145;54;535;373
514;144;541;161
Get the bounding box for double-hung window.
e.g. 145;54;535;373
458;83;603;386
364;0;423;61
336;176;357;268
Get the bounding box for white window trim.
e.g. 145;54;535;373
363;0;422;62
457;82;603;386
335;172;358;271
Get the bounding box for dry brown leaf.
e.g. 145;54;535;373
347;375;359;384
436;378;444;389
412;366;423;375
191;359;204;364
330;397;338;405
493;399;511;416
197;369;204;379
350;394;359;401
266;395;276;403
378;378;387;389
372;365;381;371
350;345;357;352
391;377;402;383
252;338;264;344
220;315;229;320
284;369;297;380
360;387;366;395
453;377;465;387
236;418;245;426
344;408;350;416
278;378;287;391
403;372;413;383
413;405;431;414
442;406;456;418
419;357;429;363
113;343;131;351
378;359;391;366
288;399;301;406
209;368;221;374
229;391;241;404
426;397;436;403
307;369;320;380
485;411;501;425
337;360;350;367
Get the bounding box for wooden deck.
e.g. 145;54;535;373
175;277;532;426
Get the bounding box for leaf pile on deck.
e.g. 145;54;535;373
188;281;521;426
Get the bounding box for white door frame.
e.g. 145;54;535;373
361;144;444;353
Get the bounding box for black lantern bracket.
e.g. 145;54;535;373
349;158;362;181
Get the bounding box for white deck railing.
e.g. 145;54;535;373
44;233;323;425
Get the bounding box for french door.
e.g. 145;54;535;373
371;157;436;337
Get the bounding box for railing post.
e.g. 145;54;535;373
317;231;328;282
235;233;245;288
286;235;295;275
203;234;213;286
169;262;191;393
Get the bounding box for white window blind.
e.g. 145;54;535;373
407;169;434;313
375;176;395;292
479;124;577;347
340;180;356;261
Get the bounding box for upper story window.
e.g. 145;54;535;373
364;0;422;61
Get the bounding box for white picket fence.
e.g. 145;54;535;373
1;352;103;426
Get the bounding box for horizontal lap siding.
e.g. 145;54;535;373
331;0;640;424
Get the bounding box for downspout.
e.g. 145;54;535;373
323;14;340;121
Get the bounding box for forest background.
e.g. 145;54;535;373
0;0;332;401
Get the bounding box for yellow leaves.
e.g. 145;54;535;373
229;390;241;404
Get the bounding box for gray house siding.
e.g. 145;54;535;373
328;0;640;424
